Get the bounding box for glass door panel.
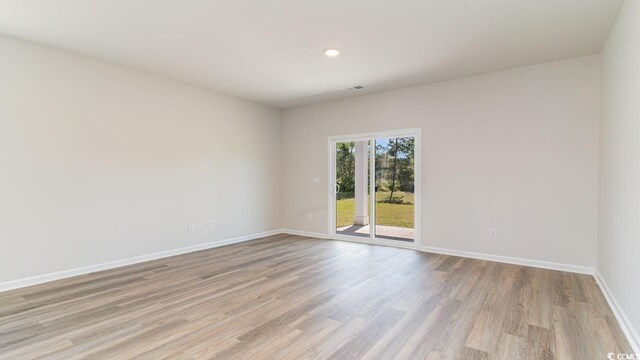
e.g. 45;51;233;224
335;140;371;239
374;136;415;242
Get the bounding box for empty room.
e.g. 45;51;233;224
1;0;639;359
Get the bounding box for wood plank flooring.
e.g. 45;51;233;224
0;234;632;359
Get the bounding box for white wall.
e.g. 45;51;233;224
0;32;606;286
282;55;600;268
0;36;282;283
599;0;640;350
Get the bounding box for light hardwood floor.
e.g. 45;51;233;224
0;234;632;359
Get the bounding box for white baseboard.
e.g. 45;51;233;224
0;229;281;293
594;270;640;353
3;227;635;353
279;229;594;275
0;228;598;294
280;228;329;239
420;245;595;275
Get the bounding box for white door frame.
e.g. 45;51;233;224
328;128;421;249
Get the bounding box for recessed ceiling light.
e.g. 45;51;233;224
323;48;340;57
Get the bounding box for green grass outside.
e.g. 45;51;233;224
336;191;414;228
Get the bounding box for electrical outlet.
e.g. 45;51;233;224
489;228;497;238
208;220;214;229
313;177;320;184
307;213;313;220
188;223;195;232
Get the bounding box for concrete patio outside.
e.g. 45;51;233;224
336;224;414;242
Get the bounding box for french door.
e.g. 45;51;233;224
328;129;420;249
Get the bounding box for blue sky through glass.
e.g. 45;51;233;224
375;137;413;159
376;137;390;149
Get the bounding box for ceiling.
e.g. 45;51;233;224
0;0;623;108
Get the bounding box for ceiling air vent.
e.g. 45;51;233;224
345;85;366;91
